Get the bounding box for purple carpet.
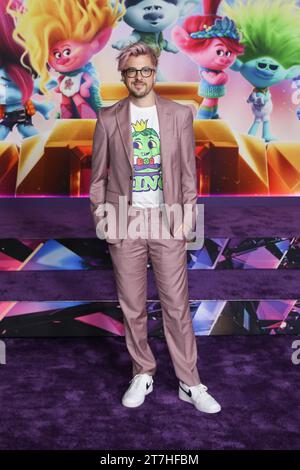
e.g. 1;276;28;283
0;197;299;450
0;335;299;450
1;269;299;300
1;196;299;238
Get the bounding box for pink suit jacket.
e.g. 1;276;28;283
90;91;197;244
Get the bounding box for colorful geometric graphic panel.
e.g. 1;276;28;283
0;300;299;337
1;238;299;270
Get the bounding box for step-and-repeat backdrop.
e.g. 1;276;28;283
1;0;300;196
1;0;300;336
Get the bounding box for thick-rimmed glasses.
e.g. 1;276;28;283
122;67;156;78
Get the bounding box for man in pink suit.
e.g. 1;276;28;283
90;42;220;413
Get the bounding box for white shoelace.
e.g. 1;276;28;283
128;374;149;391
191;383;208;397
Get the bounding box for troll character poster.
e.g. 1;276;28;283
1;0;300;196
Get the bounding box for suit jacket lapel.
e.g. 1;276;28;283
155;92;173;181
116;95;133;169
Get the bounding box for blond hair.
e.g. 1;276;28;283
8;0;125;94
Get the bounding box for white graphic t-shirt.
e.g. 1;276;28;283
130;101;164;208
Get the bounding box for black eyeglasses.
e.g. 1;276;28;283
122;67;156;78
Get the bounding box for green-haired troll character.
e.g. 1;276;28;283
223;0;300;142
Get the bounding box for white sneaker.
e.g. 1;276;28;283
122;373;153;408
179;381;221;414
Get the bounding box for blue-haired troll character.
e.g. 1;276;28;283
223;0;300;142
112;0;198;81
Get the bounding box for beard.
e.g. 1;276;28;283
128;81;153;98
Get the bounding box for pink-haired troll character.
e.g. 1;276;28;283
9;0;125;119
171;0;244;119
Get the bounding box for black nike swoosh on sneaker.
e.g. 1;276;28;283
179;384;192;397
146;382;151;390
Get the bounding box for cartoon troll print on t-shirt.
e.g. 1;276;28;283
131;119;163;193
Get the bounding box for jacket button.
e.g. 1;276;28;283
129;176;132;180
